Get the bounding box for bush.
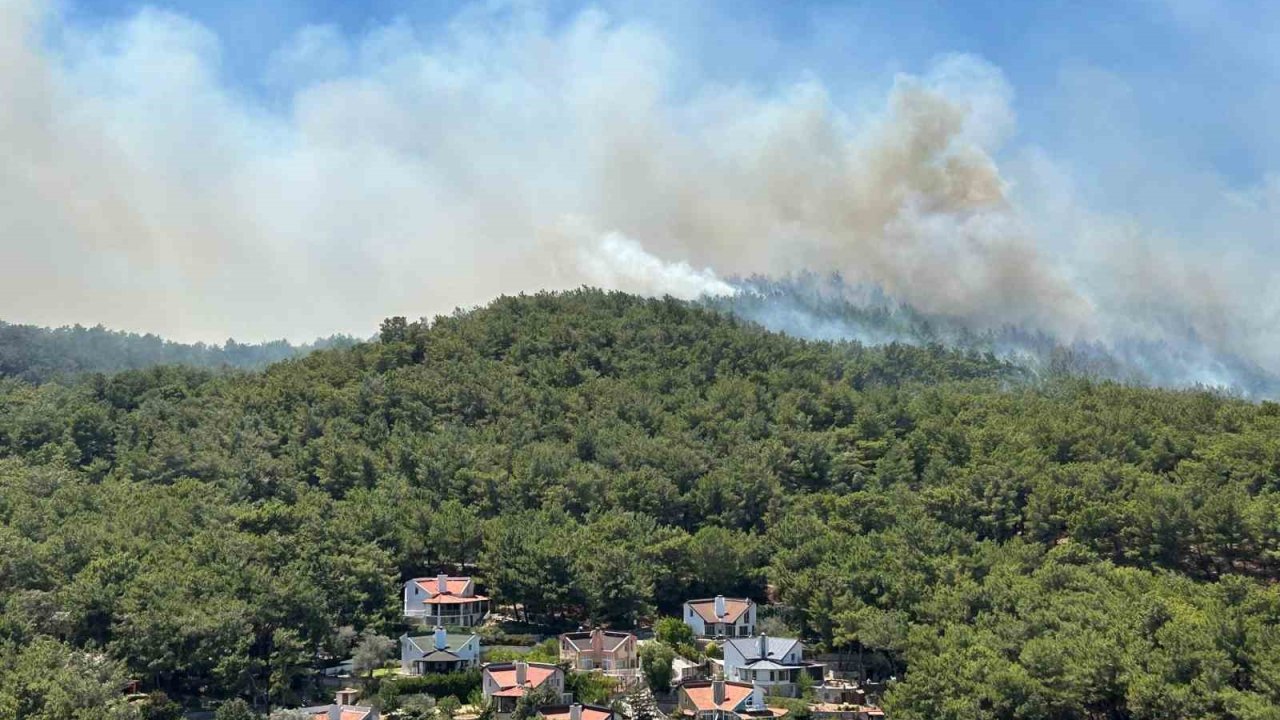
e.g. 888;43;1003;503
474;626;543;646
381;668;483;705
484;638;560;664
639;643;676;693
567;670;618;704
655;618;696;648
215;699;259;720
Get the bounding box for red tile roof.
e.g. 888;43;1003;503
687;598;752;624
424;593;490;604
682;682;754;712
493;687;532;698
413;577;489;603
486;664;559;691
311;710;372;720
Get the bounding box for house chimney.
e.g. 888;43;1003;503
712;680;726;705
591;628;604;654
515;661;528;686
751;682;765;710
714;595;726;618
437;573;449;593
570;704;583;720
435;626;448;651
758;633;768;659
336;688;359;705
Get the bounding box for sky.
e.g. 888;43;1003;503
2;0;1279;381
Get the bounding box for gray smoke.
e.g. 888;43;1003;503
1;1;1278;395
711;275;1280;397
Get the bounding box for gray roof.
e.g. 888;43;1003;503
741;660;800;671
409;633;476;653
420;649;466;663
726;636;800;662
561;630;633;652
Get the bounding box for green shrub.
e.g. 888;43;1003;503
381;668;483;705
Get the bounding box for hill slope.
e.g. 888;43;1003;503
1;289;1279;717
0;319;356;383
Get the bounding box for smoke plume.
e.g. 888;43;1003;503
1;0;1278;394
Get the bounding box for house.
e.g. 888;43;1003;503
677;680;787;720
721;635;823;698
482;661;568;718
401;626;481;675
404;574;490;627
537;703;616;720
292;689;377;720
559;629;639;684
684;596;756;639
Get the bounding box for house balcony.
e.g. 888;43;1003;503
405;600;490;627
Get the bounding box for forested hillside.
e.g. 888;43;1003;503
0;320;356;383
2;290;1280;718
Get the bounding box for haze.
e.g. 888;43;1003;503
2;0;1278;382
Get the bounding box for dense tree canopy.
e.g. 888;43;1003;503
0;320;354;383
2;289;1280;717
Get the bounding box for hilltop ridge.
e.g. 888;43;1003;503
2;289;1279;716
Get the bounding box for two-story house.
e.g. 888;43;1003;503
559;629;639;684
404;574;490;627
677;680;786;720
482;661;568;718
721;635;823;698
683;596;756;639
400;627;481;675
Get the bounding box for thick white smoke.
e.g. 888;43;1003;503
1;0;1278;391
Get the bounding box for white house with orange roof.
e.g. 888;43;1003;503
404;574;490;627
482;661;568;718
683;596;756;639
677;679;787;720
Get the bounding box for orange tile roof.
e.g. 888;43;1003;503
311;711;372;720
493;687;531;698
688;598;752;624
486;664;559;691
413;577;489;603
424;593;490;604
682;682;754;712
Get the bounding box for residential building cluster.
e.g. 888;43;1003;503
278;578;885;719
